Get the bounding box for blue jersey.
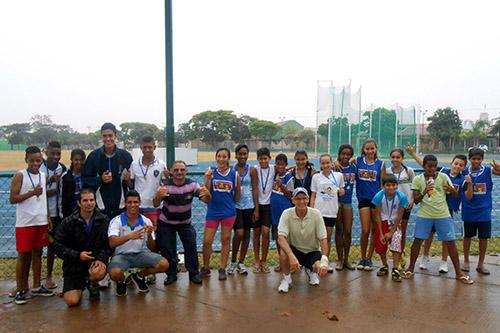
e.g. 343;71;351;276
339;163;356;204
234;164;254;210
355;157;384;201
270;172;294;225
461;165;493;222
206;167;238;220
440;168;464;212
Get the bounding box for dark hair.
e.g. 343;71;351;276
100;122;117;134
125;189;141;201
215;148;231;168
423;154;438;166
78;188;96;201
25;146;41;157
141;135;155;144
294;149;314;172
257;147;271;158
382;174;398;185
235;144;249;154
452;154;467;164
337;144;354;160
390;147;408;172
275;153;288;164
361;139;378;159
47;141;61;149
70;149;86;170
468;147;484;159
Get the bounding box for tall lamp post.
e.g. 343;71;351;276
165;0;175;167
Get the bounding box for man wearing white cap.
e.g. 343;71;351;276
277;187;329;293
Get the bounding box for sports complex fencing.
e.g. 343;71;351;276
1;171;499;279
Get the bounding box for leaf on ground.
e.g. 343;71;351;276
279;311;291;317
322;311;339;321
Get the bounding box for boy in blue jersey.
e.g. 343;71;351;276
372;175;408;282
462;148;500;275
270;154;294;271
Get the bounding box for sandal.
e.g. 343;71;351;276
274;265;281;273
391;268;401;282
401;270;415;279
461;262;470;272
476;267;490;275
377;265;389;276
343;261;355;271
261;262;271;274
252;264;262;273
457;275;474;285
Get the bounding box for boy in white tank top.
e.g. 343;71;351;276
9;146;54;305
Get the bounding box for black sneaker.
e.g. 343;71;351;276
31;285;54;297
218;268;227;281
14;290;27;305
163;274;178;286
88;282;100;300
116;281;127;296
189;273;203;285
131;273;149;293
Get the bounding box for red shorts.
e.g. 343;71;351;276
374;221;390;254
16;225;49;253
206;216;236;230
141;209;161;229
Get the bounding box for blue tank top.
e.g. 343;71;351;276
270;172;294;225
235;164;254;210
355;157;383;201
339;163;357;204
440;168;464;212
206;167;237;220
461;165;493;222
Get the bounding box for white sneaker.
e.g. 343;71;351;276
327;263;334;273
278;277;291;293
439;261;449;273
237;263;248;275
419;256;430;270
98;274;111;289
227;262;238;275
305;268;320;286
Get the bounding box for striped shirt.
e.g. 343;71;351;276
159;178;200;225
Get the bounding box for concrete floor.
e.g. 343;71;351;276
1;256;499;333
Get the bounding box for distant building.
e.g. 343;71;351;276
462;119;474;130
479;112;489;123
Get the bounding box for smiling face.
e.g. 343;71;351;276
258;154;270;169
140;141;156;159
78;191;96;214
423;160;438;176
390;150;403;168
125;195;141;216
71;154;85;173
216;149;230;169
363;142;377;159
25;152;43;174
451;158;466;175
339;148;353;166
171;161;187;182
383;182;398;197
236;147;249;166
292;192;309;209
46;146;62;166
294;153;307;170
469;155;483;170
320;156;332;173
101;129;116;150
275;160;287;175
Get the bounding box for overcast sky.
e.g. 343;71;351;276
1;0;499;133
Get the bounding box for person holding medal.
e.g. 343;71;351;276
10;146;54;305
310;154;344;272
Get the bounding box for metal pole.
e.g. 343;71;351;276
165;0;175;167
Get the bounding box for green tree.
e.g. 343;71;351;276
469;120;489;147
250;120;280;147
427;107;462;151
317;123;328;137
185;110;239;148
0;123;31;149
231;115;256;143
119;122;161;146
30;114;56;146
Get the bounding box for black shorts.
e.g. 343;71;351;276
255;204;271;228
402;209;411;220
63;274;88;293
358;199;375;210
48;216;62;238
323;217;336;228
464;221;491;239
234;209;254;231
290;246;322;271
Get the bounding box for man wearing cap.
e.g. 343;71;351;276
277;187;329;293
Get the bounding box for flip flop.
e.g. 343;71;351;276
401;271;414;279
457;275;474;285
252;264;262;273
461;263;470;272
476;267;490;275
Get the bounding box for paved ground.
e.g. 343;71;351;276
1;256;499;333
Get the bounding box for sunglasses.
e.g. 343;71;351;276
173;168;186;173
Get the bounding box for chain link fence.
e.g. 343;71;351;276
1;171;499;279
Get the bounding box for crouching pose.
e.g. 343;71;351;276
277;187;329;293
108;190;169;296
54;188;111;307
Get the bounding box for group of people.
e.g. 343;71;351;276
9;122;500;306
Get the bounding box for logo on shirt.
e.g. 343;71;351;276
213;180;233;192
472;183;487;194
343;173;355;185
154;170;160;178
359;169;378;182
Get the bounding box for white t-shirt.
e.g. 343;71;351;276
371;189;409;224
16;169;48;227
256;165;275;205
385;166;415;201
311;171;344;218
129;157;166;208
108;213;154;255
40;162;64;217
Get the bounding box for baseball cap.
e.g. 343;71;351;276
292;187;309;198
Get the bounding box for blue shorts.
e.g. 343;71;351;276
463;221;491;239
414;216;455;241
109;251;163;272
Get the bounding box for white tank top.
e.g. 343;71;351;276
15;169;48;227
256;165;275;205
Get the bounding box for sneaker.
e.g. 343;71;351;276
357;259;366;270
116;281;127;296
218;268;227;281
31;285;54;297
146;274;156;285
227;262;238;275
189;273;203;284
363;259;374;271
391;268;402;282
305;268;320;286
274;265;282;273
45;277;58;289
344;261;355;270
88;283;100;300
200;268;211;278
335;261;343;271
131;273;149;293
377;264;389;276
163;274;178;286
327;263;334;273
14;290;27;305
439;261;449;274
237;263;248;275
98;274;111;289
278;278;291;293
419;256;430;270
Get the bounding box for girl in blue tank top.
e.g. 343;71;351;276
202;148;241;280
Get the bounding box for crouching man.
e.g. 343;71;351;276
108;190;169;296
54;188;111;307
277;187;329;293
